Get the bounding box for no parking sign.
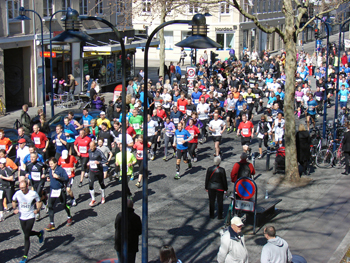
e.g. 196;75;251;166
187;67;196;80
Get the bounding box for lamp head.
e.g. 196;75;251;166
51;7;93;43
14;7;31;21
175;14;221;49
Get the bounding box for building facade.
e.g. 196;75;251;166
0;0;136;110
132;0;288;62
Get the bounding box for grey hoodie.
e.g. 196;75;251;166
260;236;292;263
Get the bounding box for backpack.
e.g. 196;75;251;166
237;162;252;180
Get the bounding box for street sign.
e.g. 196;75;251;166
186;67;196;80
235;200;255;212
235;178;256;199
345;39;350;48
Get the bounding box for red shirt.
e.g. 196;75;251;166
133;141;151;160
127;126;136;137
238;121;254;137
199;94;210;101
0;137;12;152
156;109;167;119
31;132;48;149
230;160;256;183
185;125;200;144
58;155;78;178
177;98;188;114
74;136;92;157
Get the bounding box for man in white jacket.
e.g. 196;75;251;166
217;217;249;263
261;226;292;263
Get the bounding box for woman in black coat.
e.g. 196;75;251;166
296;123;311;175
342;122;350;175
205;156;228;219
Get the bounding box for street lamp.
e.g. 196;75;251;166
333;17;350;149
315;17;331;139
51;7;129;263
15;7;47;115
141;13;220;262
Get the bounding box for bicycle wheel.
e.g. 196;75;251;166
333;150;345;169
316;149;334;168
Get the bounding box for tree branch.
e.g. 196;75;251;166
295;0;309;29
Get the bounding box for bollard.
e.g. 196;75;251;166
266;146;270;171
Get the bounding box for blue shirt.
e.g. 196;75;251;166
339;89;350;102
81;115;94;126
23;153;45;164
191;91;202;105
49;165;68;190
307;99;318;115
275;91;285;100
235;100;247;117
175;129;191;150
268;96;277;105
53;133;67;154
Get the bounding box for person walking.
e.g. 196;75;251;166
217;217;249;263
342;122;350;175
261;226;292;263
179;47;186;66
20;104;31;135
12;180;44;263
205;156;228;219
115;200;142;263
296;124;311;175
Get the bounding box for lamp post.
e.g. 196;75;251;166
315;17;331;139
49;10;67;118
15;7;46;115
51;8;129;263
141;13;220;262
333;17;350;149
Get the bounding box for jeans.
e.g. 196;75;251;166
164;134;174;157
208;189;224;218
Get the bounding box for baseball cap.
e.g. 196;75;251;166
240;152;248;160
100;111;106;115
0;158;6;164
18;138;26;144
62;150;68;159
231;216;244;226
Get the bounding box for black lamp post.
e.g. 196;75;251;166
333;17;350;149
51;7;129;263
141;13;220;262
15;7;47;115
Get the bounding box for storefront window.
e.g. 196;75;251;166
216;33;235;50
216;34;224;50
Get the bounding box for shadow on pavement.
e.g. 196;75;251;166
73;208;98;224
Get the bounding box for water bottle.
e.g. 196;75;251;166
265;190;269;199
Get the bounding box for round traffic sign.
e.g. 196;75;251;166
187;68;195;78
235;178;256;199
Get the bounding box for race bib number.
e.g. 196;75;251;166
0;190;3;198
255;94;260;98
20;202;32;212
56;139;62;146
137;150;143;159
238;106;243;111
90;162;97;169
189;130;195;136
194;99;199;104
308;106;314;111
179;106;185;111
155;102;161;107
104;138;108;146
296;96;302;102
247;98;253;104
215;128;221;136
34;137;40;145
64;168;72;176
133;123;140;130
341;96;347;101
31;172;41;181
173;118;179;124
186;110;192;116
316;96;321;101
242;128;249;135
79;146;87;153
83;120;89;126
257;133;264;139
177;136;184;144
174;102;177;107
51;189;61;198
0;145;5;150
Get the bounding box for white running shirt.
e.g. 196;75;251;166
12;189;40;220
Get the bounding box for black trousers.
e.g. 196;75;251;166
208;189;224;218
345;152;350;173
48;189;71;223
188;143;197;159
20;218;40;256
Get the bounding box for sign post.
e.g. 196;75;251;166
233;177;258;234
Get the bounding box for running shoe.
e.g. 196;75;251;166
71;199;77;207
193;158;197;163
78;182;83;188
35;212;40;221
151;154;155;161
19;256;28;263
188;162;192;169
174;174;181;180
257;154;262;159
89;200;96;207
84;174;88;178
38;230;44;243
135;182;142;188
227;127;230;132
130;174;134;181
45;223;55;231
173;152;176;157
67;218;73;226
0;213;4;222
101;198;105;204
163;156;167;161
233;128;237;132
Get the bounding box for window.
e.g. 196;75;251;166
164;31;174;49
188;3;199;14
262;0;266;13
142;0;151;13
216;32;235;50
7;0;19;20
221;2;230;14
181;31;191;40
268;0;271;12
116;0;124;14
95;0;103;14
257;0;261;13
43;0;53;17
62;0;71;10
80;0;88;15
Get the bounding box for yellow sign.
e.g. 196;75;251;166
83;51;111;57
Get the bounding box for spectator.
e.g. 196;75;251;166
230;152;255;183
296;124;311;175
159;245;182;263
342;121;350;175
20;104;31;135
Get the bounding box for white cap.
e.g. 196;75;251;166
231;216;244;226
61;150;68;159
100;111;106;115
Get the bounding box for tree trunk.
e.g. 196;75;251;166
159;5;166;82
284;0;300;182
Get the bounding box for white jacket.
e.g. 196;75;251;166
217;227;249;263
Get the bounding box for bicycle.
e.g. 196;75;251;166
333;137;345;169
0;95;6;115
315;140;335;168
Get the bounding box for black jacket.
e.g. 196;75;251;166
205;165;228;191
296;131;311;163
115;207;142;253
342;130;350;152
